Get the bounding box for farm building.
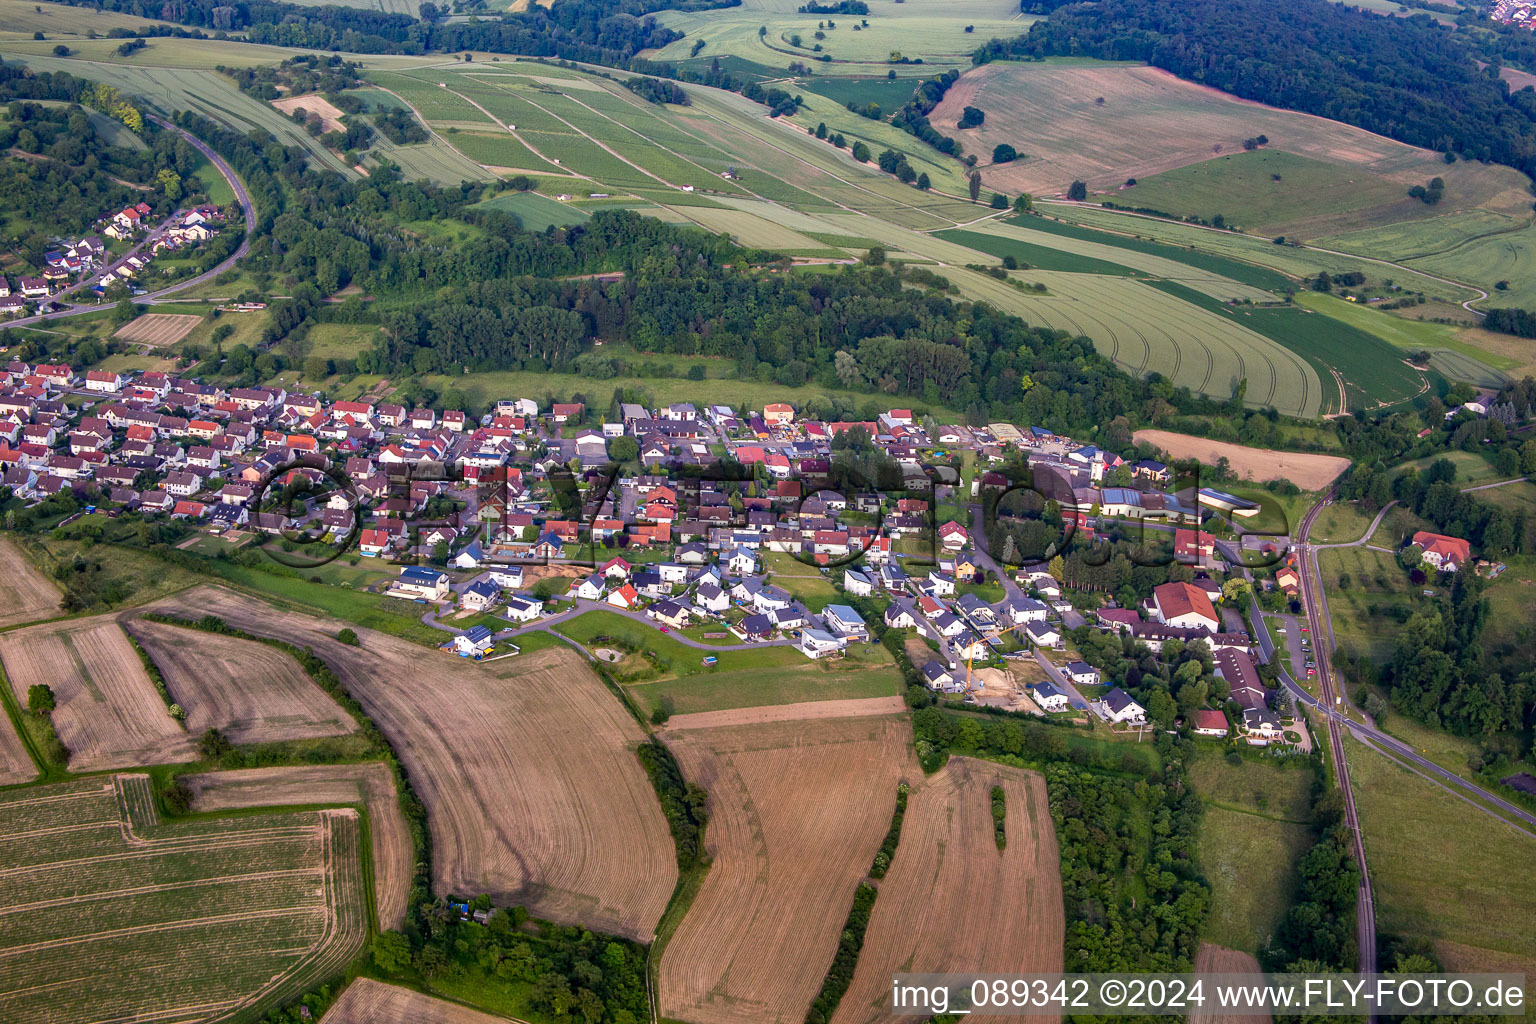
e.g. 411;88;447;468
1410;531;1472;572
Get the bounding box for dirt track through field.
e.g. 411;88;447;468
125;618;356;745
184;763;412;930
1133;429;1351;489
0;540;61;628
1192;944;1271;1024
831;757;1064;1024
321;978;509;1024
0;617;196;771
147;586;676;941
659;712;917;1024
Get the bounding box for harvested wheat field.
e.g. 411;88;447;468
113;313;202;347
183;763;411;929
124;617;356;745
1192;944;1270;1024
0;775;368;1024
0;539;61;628
147;586;676;941
1133;429;1350;489
0;617;195;771
831;757;1063;1024
659;712;916;1024
272;94;346;132
933;63;1530;210
322;978;507;1024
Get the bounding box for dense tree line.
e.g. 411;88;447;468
636;739;709;868
373;107;428;144
51;0;738;61
1384;572;1535;736
976;0;1536;176
889;68;963;159
1483;307;1536;338
1261;786;1360;972
623;75;690;105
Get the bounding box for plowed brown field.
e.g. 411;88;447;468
183;763;412;929
147;586;676;941
321;978;507;1024
831;757;1064;1024
125;618;356;744
0;539;61;628
659;712;916;1024
0;617;195;770
1192;944;1271;1024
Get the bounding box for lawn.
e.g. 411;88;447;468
1347;735;1536;976
797;75;922;112
1309;500;1376;545
764;569;840;612
1317;545;1419;665
557;610;900;714
1396;449;1507;488
1188;748;1316;954
936;227;1142;277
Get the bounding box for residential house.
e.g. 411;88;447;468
453;625;496;656
503;595;543;623
1026;620;1061;648
648;599;691;629
1032;681;1071;712
1411;530;1472;572
395;566;450;601
1097;687;1146;725
921;661;955;691
798;627;845;659
1242;706;1284;744
607;584;639;609
1191;709;1230;737
1064;661;1100;686
572;575;605;601
460;580;501;612
1151;581;1220;633
842;569;875;597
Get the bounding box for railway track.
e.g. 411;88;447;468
1294;494;1378;979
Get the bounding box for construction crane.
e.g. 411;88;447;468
962;617;1035;696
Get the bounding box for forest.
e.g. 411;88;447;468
976;0;1536;175
0;67;206;243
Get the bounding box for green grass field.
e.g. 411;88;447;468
1317;545;1419;665
1121;149;1419;235
1190;750;1316;955
0;775;368;1023
474;190;591;230
798;74;921;111
557;609;900;714
1293;292;1517;381
1347;736;1536;976
1407;222;1536;311
1019;213;1294;292
937;227;1144;277
1044;203;1481;304
1152;282;1430;414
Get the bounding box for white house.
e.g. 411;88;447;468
460;580;500;612
1064;661;1100;686
1243;707;1284;744
798;627;845;660
842;569;875;597
395;566;450;602
823;604;869;642
694;583;730;614
1151;581;1220;633
452;625;496;656
752;585;793;613
488;565;525;589
573;574;605;601
1097;687;1146;725
927;570;955;596
1032;681;1071;712
1026;621;1061;648
503;595;543;622
1002;597;1049;624
727;547;759;576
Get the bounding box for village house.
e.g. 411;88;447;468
1097;687;1146;725
1150;580;1221;633
1410;530;1472;572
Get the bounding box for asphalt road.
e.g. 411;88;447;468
6;117;253;329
